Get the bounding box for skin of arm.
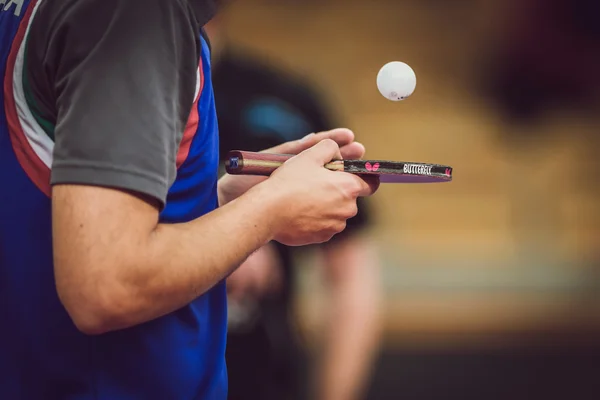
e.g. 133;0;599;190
52;182;276;335
315;234;382;400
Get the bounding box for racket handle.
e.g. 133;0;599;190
225;150;344;176
225;151;291;176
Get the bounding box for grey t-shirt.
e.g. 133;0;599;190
24;0;217;207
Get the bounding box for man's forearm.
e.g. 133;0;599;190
53;184;275;334
122;189;275;326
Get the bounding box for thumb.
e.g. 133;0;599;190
301;139;343;165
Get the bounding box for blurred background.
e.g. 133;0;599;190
212;0;600;398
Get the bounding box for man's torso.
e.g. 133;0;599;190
0;1;227;398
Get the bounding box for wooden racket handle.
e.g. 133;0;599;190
225;150;344;176
225;151;290;175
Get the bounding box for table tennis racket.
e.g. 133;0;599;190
225;150;452;183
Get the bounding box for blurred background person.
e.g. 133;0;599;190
205;16;383;400
207;0;600;399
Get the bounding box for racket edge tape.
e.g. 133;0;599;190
225;150;452;183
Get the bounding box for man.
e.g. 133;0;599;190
205;19;382;400
0;1;378;399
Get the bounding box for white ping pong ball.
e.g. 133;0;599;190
376;61;416;101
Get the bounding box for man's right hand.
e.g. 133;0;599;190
256;139;379;246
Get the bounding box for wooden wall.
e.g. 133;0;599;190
217;0;600;344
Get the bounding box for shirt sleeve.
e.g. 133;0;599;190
27;0;201;208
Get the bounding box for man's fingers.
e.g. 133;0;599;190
352;174;380;197
264;128;355;155
302;139;343;165
339;142;366;160
314;128;354;147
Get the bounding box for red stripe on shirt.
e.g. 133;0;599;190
176;62;205;169
4;0;51;197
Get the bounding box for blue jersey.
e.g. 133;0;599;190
0;0;227;398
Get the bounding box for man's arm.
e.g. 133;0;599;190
316;232;382;400
39;1;375;334
53;137;375;335
53;183;274;334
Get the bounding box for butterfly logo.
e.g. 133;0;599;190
365;162;380;172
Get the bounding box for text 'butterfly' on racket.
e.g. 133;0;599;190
225;151;453;183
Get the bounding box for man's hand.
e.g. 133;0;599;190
218;128;366;206
256;139;379;246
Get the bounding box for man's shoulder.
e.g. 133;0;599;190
34;0;212;26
